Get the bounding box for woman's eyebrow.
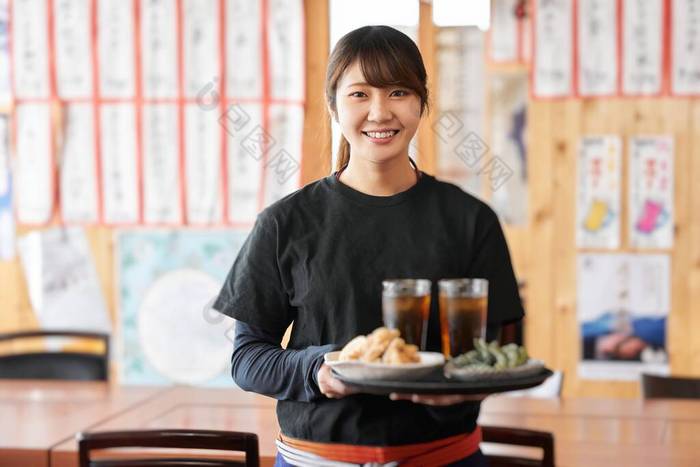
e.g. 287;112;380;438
345;81;369;88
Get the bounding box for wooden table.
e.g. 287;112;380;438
5;380;700;467
0;380;168;467
480;397;700;466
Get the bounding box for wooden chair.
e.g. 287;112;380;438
77;429;260;467
0;330;109;381
482;425;555;467
641;373;700;399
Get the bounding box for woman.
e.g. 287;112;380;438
214;25;524;466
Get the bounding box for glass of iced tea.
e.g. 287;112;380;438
382;279;431;350
438;278;488;359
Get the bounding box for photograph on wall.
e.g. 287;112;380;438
576;136;622;249
578;253;669;380
116;230;248;387
629;136;674;249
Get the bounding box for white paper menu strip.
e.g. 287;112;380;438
98;0;135;98
622;0;664;95
12;0;50;99
533;0;574;97
671;0;700;95
15;104;53;224
53;0;93;99
578;0;618;96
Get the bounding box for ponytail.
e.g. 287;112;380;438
335;135;351;172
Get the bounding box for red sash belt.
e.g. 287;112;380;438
279;426;482;466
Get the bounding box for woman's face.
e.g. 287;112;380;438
334;61;422;164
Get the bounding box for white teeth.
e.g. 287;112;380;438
366;130;397;139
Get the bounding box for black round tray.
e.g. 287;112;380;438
332;367;554;395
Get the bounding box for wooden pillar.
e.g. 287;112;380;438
417;0;437;175
301;0;332;185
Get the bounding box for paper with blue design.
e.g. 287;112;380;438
117;230;248;387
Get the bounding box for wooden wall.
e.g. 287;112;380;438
2;1;699;398
525;99;700;398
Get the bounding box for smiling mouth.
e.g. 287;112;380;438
362;130;400;140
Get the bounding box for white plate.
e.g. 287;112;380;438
324;351;445;381
444;359;546;382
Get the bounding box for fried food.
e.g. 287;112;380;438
338;327;419;365
338;335;367;361
381;337;420;364
360;327;400;363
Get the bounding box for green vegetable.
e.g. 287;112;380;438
452;339;530;370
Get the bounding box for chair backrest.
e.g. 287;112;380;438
77;429;260;467
641;373;700;399
481;425;555;467
0;330;109;381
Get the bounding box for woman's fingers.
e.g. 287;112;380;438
317;363;357;398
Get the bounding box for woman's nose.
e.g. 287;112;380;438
367;97;392;122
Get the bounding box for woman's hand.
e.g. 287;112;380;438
389;393;489;406
317;363;358;399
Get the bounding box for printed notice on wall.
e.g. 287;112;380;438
577;136;622;249
628;136;674;249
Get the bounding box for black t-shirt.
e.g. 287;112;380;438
214;170;524;446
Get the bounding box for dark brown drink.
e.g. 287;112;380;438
439;295;487;358
382;294;430;348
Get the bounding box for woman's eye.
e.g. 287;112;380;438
349;91;367;97
391;89;410;97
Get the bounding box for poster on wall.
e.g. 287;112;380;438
533;0;574;98
576;136;622;249
489;72;528;225
628;136;674;249
116;230;248;386
577;0;618;96
17;227;111;332
622;0;664;96
671;0;700;95
578;254;669;380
